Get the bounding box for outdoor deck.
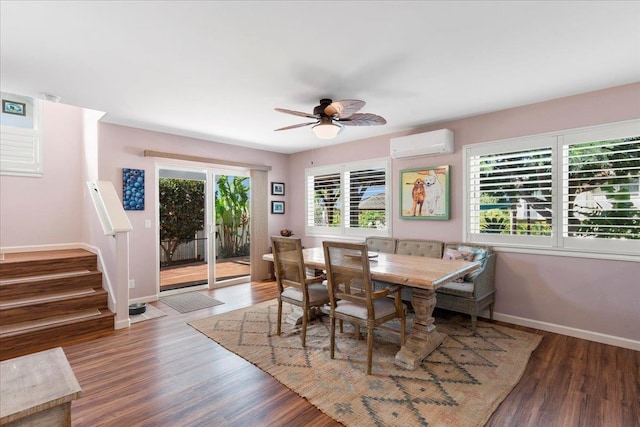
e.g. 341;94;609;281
160;257;250;291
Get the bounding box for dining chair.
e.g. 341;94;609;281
271;236;330;347
322;241;406;375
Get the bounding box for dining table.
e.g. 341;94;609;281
263;246;480;370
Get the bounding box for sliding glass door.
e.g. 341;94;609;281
158;166;250;293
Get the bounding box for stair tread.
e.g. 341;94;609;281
0;248;113;360
0;309;104;335
0;269;95;286
0;249;94;264
0;288;98;309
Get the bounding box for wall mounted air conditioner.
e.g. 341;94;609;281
390;128;454;159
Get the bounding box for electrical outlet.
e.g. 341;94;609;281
128;279;135;288
144;219;151;229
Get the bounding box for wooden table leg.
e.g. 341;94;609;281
395;287;446;370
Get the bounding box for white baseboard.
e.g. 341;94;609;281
493;312;640;351
114;318;131;330
129;295;159;305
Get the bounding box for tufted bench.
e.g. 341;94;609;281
436;242;496;334
365;237;496;334
364;236;397;254
394;239;444;301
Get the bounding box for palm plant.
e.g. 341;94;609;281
215;175;250;258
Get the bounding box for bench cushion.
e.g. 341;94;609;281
437;281;474;298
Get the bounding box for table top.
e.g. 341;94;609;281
263;246;479;290
0;347;82;423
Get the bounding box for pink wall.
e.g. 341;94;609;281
97;124;289;300
1;83;637;345
290;83;640;342
0;102;85;247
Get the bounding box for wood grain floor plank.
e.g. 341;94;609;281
57;281;638;427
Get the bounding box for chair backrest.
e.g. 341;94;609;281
365;236;397;254
271;236;306;294
396;239;444;258
323;241;374;315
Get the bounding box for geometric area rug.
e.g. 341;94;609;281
189;300;542;427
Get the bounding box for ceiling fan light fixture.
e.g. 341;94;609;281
312;122;340;139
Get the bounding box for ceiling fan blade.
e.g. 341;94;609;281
274;121;317;131
337;113;387;126
275;108;318;119
324;99;365;118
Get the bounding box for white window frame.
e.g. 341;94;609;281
463;119;640;261
305;157;391;238
0;98;42;177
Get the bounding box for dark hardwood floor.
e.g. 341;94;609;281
61;281;639;427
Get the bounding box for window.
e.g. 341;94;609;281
0;93;42;177
465;120;640;257
306;158;391;238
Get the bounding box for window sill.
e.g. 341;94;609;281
491;245;639;263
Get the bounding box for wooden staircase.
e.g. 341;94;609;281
0;249;115;361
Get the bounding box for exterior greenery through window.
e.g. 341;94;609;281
465;120;640;257
215;175;250;258
159;178;205;266
306;158;391;237
159;175;250;267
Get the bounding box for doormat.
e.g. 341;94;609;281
160;292;224;313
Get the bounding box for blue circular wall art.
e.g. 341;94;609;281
123;168;145;210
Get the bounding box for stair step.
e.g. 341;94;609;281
0;248;114;362
0;288;97;309
0;249;97;280
0;309;102;335
0;289;108;325
0;310;115;361
0;269;93;285
0;270;103;300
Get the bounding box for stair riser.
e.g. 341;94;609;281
0;313;114;361
0;249;114;362
0;271;103;300
0;255;97;280
1;292;108;325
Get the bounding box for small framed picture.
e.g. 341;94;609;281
271;182;285;195
271;201;285;214
2;99;26;116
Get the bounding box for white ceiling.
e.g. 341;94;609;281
1;1;639;154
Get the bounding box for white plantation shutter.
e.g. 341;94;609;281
467;136;555;247
306;158;390;237
0;125;42;176
345;166;387;231
0;94;42;177
465;119;640;257
306;170;341;232
561;122;640;254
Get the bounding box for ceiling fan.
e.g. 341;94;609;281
274;99;387;139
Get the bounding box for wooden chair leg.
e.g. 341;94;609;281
277;300;282;336
400;312;406;345
489;303;495;320
471;314;478;335
330;316;336;359
301;309;308;347
366;326;374;375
